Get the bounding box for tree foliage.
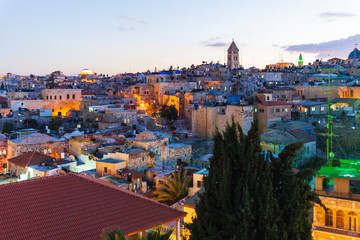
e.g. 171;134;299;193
153;170;191;205
23;118;38;129
146;102;160;118
187;120;320;240
2;121;15;133
159;105;178;122
48;117;62;130
45;74;59;89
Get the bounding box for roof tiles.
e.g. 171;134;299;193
0;173;185;240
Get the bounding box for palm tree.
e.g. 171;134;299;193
101;228;126;240
101;227;173;240
144;227;173;240
153;170;191;204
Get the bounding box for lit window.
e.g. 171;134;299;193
311;107;316;112
44;149;47;154
285;108;288;112
304;108;308;113
254;108;257;113
321;107;325;111
48;149;52;154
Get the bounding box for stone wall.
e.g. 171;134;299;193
313;196;360;240
8;140;69;159
192;105;253;140
168;144;192;166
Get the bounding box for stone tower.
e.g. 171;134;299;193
298;53;303;67
227;40;239;69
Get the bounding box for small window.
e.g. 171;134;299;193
311;107;316;112
104;167;107;173
336;210;344;229
46;96;49;100
197;181;202;188
254;108;257;113
325;209;333;226
54;96;57;100
72;94;75;99
50;96;52;100
48;149;52;154
276;108;280;113
321;107;325;111
259;109;264;113
67;94;70;99
270;109;274;114
59;95;62;100
44;149;47;154
285;108;288;113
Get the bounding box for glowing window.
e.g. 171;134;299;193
311;107;316;112
321;107;325;111
285;108;288;112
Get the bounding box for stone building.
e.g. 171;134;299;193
227;40;239;69
254;96;291;133
0;133;8;173
192;104;254;141
9;89;82;116
313;161;360;239
7;133;68;160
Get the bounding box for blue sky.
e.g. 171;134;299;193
0;0;360;75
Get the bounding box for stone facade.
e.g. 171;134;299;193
192;104;253;141
10;89;81;116
8;138;68;159
168;143;192;166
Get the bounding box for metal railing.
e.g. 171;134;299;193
314;189;360;200
314;225;360;237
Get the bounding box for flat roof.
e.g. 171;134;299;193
317;159;360;179
98;158;125;164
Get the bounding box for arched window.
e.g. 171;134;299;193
336;210;344;228
59;95;62;100
50;96;52;100
46;96;49;100
67;94;70;99
325;209;333;226
349;212;358;232
54;96;57;100
72;94;75;99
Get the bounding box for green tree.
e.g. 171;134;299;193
2;121;15;133
46;75;59;89
153;170;191;205
187;120;320;240
23;118;38;129
48;117;62;130
146;102;160;118
101;228;126;240
101;227;173;240
159;105;178;122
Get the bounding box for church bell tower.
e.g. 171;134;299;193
227;40;239;69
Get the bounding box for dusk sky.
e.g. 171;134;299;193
1;0;360;75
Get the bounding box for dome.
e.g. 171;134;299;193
348;48;360;60
207;89;221;96
134;131;157;141
12;133;57;144
80;69;94;76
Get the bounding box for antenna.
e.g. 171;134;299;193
355;42;359;49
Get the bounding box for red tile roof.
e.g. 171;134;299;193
7;151;56;168
256;96;291;106
0;173;185;240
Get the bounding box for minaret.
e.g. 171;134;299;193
227;40;239;69
298;53;303;67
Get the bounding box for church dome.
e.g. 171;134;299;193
134;131;157;141
80;69;94;76
348;48;360;60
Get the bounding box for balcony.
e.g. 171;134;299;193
315;189;360;201
314;225;360;237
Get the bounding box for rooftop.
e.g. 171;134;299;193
98;158;126;164
11;133;60;144
0;173;185;239
8;151;56;168
317;159;360;179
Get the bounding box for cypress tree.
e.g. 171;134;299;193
187;120;318;239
